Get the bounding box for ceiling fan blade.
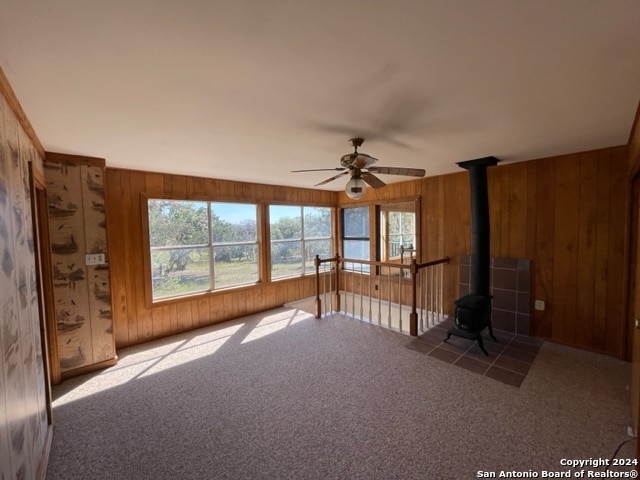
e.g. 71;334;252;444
314;170;350;186
367;166;426;177
361;171;386;189
291;168;345;173
351;154;378;169
340;153;377;169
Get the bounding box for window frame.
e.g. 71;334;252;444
269;204;333;280
378;202;418;264
143;197;260;304
341;205;372;272
339;197;420;275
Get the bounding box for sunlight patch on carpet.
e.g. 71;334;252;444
54;323;246;406
241;309;312;344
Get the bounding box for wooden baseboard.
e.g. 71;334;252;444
60;357;118;381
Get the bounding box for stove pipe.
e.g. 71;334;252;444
457;156;499;296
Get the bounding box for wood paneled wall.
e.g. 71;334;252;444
626;102;640;452
105;168;337;348
340;146;629;357
630;101;640;176
108;146;628;357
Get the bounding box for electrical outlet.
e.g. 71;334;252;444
85;253;106;265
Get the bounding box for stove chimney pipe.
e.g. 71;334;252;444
456;156;499;296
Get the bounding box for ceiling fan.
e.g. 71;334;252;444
292;138;426;199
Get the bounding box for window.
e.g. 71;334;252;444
340;200;418;273
211;202;259;288
148;199;258;300
270;205;332;279
342;206;370;271
379;203;416;263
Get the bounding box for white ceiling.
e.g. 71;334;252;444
2;1;640;191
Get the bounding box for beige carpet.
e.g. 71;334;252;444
47;307;636;479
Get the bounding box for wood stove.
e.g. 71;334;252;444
445;156;498;355
449;293;495;355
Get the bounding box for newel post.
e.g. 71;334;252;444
334;254;341;313
409;259;418;336
314;255;321;318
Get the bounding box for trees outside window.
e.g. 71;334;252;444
342;206;370;271
148;200;258;300
270;206;332;279
380;209;416;261
211;203;259;288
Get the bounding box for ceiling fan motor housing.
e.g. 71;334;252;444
348;137;365;149
340;153;358;168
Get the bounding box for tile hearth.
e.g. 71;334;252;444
406;318;543;388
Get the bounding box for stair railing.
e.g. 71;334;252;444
314;254;449;336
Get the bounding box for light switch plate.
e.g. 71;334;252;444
534;300;545;311
86;253;106;265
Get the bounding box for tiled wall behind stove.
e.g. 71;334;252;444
459;256;531;335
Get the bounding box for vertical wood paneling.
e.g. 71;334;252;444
121;171;140;345
145;172;165;193
339;147;628;356
223;293;233;318
576;154;598;347
107;147;629;357
532;157;556;338
593;149;612;351
197;298;210;327
422;178;435;259
170;174;187;197
436;176;446;259
605;147;628;355
130;171;153;342
524;161;538;263
106;167;336;348
152;304;171;338
507;164;528;258
168;303;179;333
189;176;206;196
552;155;581;344
492;166;507;256
177;302;193;331
488;167;503;256
626;101;640;459
443;172;469;305
106;169;130;346
629;101;640;176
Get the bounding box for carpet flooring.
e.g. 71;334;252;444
46;307;635;479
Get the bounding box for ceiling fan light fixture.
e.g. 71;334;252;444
345;176;366;200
